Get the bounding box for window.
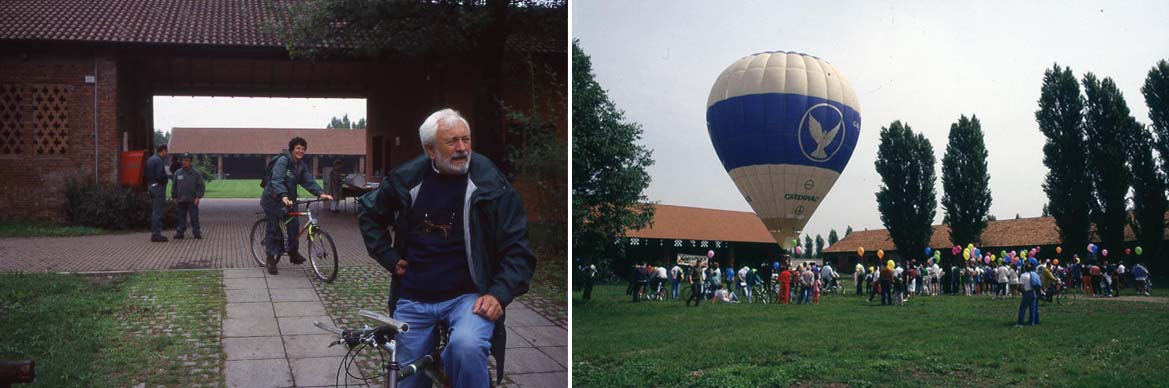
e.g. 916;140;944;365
31;84;70;155
0;84;22;155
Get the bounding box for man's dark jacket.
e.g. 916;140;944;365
357;153;536;308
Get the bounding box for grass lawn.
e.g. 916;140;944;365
0;222;108;238
203;179;314;199
0;271;225;387
573;285;1169;388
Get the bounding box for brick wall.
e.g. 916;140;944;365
0;54;120;222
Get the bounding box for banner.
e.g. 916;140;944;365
676;254;708;266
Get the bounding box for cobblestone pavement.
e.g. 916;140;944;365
0;199;388;272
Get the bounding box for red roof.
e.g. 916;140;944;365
168;128;365;155
624;204;775;244
823;215;1168;253
0;0;564;52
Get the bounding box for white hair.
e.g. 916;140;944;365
419;108;470;151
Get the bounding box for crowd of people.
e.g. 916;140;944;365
611;258;844;306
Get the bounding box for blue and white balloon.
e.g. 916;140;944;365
707;51;861;249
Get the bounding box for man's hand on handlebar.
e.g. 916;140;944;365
282;196;294;207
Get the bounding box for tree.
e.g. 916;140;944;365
1144;60;1169;187
270;0;567;167
987;214;998;221
846;225;853;236
1127;119;1166;265
504;59;567;254
572;40;654;262
941;114;993;246
828;229;839;246
1036;64;1092;258
875;121;937;262
804;235;814;258
327;114;368;129
815;234;825;258
1082;73;1133;253
153;129;170;148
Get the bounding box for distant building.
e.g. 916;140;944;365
823;216;1168;274
614;204;782;272
168;128;365;179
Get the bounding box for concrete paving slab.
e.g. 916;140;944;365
223;268;265;279
283;334;348;358
266;274;314;289
274;301;327;317
509;371;567;388
223;336;286;360
505;308;554;327
502;347;563;374
278;316;336;336
223;317;280;337
224;277;268;290
227;302;275;320
226;288;271;303
270;288;321;303
506;327;533;349
225;358;292;388
538;346;567;368
289;356;361;387
514;325;567;347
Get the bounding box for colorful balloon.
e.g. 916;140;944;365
1056;246;1062;254
857;247;865;257
1125;248;1132;255
707;51;861;249
1102;249;1108;257
1054;259;1060;266
878;249;885;259
886;259;894;269
1136;246;1143;255
925;247;932;256
952;246;961;255
963;250;970;260
708;250;715;259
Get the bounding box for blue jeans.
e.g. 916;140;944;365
149;185;165;237
176;202;200;235
394;294;495;388
797;286;811;304
1017;290;1039;325
671;279;680;299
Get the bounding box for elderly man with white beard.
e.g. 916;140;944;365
358;108;536;388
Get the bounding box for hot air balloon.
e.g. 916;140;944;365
707;51;861;249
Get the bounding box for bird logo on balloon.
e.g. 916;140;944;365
798;103;846;162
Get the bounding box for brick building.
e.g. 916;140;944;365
0;0;565;222
611;204;784;273
822;216;1169;274
168;128;366;179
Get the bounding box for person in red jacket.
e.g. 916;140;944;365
778;265;793;304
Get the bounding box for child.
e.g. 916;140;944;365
812;275;821;304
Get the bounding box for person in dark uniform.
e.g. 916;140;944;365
145;144;169;242
171;153;205;239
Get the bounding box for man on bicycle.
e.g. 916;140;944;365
261;137;333;274
358;108;535;388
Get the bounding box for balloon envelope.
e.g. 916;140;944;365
857;247;865;257
878;249;885;259
1136;246;1143;255
707;51;861;248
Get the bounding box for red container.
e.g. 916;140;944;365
120;150;147;188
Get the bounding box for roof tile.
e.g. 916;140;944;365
168;127;365;156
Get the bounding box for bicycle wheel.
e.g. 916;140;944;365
306;227;339;282
249;219;268;267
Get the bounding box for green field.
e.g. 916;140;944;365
573;285;1169;388
203;179;315;199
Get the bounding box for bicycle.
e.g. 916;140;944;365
314;309;446;388
250;199;339;282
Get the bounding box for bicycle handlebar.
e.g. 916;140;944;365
359;309;410;333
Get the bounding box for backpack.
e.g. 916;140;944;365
260;154;289;188
1029;271;1042;288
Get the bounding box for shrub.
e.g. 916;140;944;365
64;177;176;230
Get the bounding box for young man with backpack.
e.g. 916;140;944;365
1016;261;1042;327
260;137;334;274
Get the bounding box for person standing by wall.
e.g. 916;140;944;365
327;159;345;212
146;144;170;242
170;153;205;239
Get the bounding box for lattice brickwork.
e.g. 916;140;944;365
31;84;71;155
0;84;23;155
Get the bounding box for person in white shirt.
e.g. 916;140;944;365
1016;264;1041;327
669;265;683;300
652;265;668;298
994;265;1009;299
930;262;942;296
855;263;866;295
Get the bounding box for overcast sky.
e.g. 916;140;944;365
573;0;1169;246
153;96;367;133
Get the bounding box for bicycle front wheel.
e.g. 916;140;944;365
307;227;339;282
250;219;268;267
